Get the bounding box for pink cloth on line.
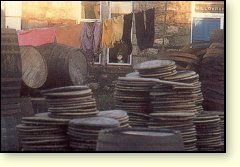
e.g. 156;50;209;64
18;27;56;46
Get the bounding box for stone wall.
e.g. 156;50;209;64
132;1;192;64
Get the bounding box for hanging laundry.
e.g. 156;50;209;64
112;15;124;44
145;8;155;48
102;15;124;48
80;22;95;62
135;11;146;50
122;13;133;55
135;8;155;50
93;22;103;57
102;19;114;48
55;23;84;48
18;27;56;46
80;22;102;63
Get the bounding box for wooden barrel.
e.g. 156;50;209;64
20;46;47;89
96;128;184;151
1;29;22;98
1;28;22;78
36;43;88;88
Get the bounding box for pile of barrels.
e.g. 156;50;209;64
20;43;88;90
20;43;89;115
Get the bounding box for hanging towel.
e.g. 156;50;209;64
112;15;124;45
55;23;84;48
135;8;155;50
122;13;133;55
18;27;56;46
102;19;114;48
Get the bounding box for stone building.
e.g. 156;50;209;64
1;1;224;109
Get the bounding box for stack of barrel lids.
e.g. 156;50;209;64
158;51;201;72
194;111;223;151
134;60;177;79
163;70;204;114
114;74;155;127
41;86;99;119
200;43;224;111
97;110;130;128
148;80;198;151
1;28;22;151
16;112;69;151
202;111;225;144
68;117;120;151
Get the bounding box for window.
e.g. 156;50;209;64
107;1;133;65
77;1;101;22
77;1;102;64
1;1;22;30
191;1;224;44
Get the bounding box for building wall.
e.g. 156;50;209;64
131;1;192;65
21;1;78;29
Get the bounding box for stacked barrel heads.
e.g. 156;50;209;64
97;110;130;128
68;117;120;151
194;112;223;151
148;80;198;151
42;86;99;119
158;51;201;72
134;60;177;79
16;113;69;151
163;70;204;114
1;28;22;151
114;76;155;127
200;43;224;111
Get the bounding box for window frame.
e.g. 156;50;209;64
2;1;22;30
77;1;102;23
191;1;224;43
107;1;133;66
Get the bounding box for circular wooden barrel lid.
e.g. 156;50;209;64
97;110;128;119
35;112;51;118
21;116;69;125
134;60;175;70
20;46;47;88
69;117;120;128
126;72;140;78
43;89;92;97
41;85;89;94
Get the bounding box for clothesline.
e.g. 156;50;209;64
17;7;155;63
